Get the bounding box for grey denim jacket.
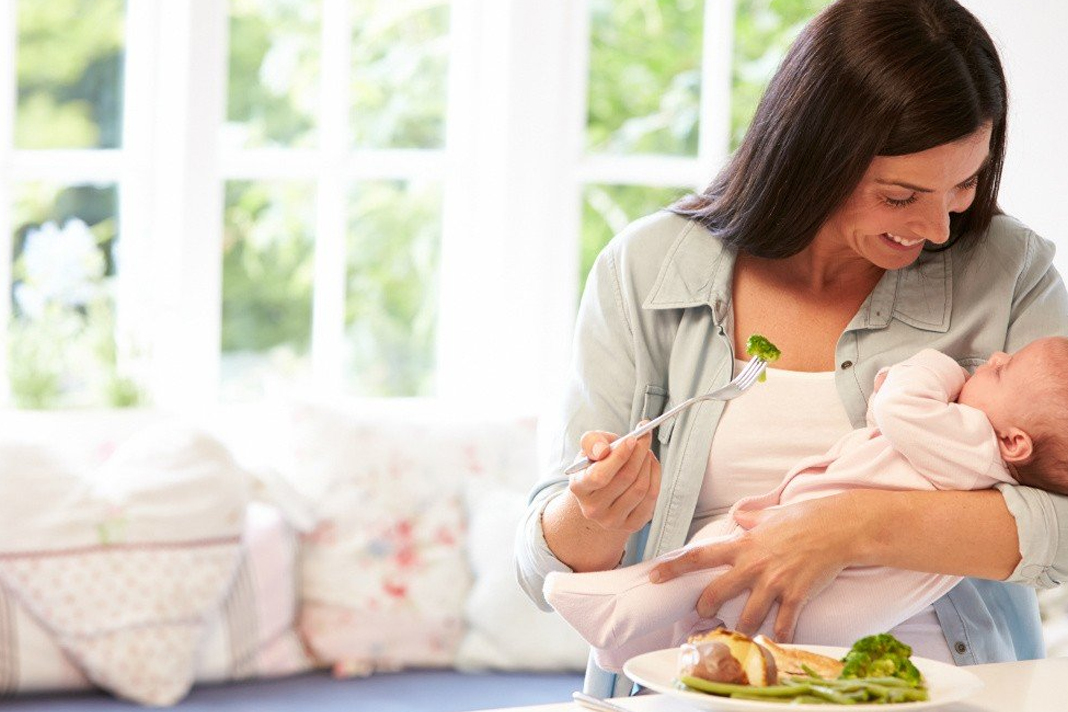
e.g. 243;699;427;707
515;211;1068;697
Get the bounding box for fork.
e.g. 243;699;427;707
562;356;768;476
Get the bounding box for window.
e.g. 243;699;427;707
0;0;830;411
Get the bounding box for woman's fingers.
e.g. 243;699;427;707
579;430;618;463
622;451;660;531
734;584;779;637
569;436;635;495
773;595;804;643
695;566;751;619
569;425;660;533
649;539;737;583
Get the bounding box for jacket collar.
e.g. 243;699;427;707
642;219;951;333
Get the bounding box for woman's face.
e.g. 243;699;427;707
819;123;993;271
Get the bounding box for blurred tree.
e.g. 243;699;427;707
16;0;124;149
731;0;832;150
587;0;703;156
579;0;830;297
227;0;319;148
351;0;450;149
345;181;441;396
7;184;141;408
221;181;315;353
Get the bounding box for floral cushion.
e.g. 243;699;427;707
278;398;538;673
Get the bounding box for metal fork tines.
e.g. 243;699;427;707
562;356;767;476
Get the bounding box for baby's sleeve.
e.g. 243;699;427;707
872;350;1011;490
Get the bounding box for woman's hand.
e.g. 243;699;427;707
649;493;863;643
569;424;661;534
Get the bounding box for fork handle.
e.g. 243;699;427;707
562;398;693;476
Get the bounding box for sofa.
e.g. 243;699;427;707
0;398;587;710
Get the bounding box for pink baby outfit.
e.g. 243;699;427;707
543;349;1015;672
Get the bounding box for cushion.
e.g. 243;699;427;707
456;483;590;671
0;502;312;699
275;397;538;673
196;502;314;682
0;424;248;705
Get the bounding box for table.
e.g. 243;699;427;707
479;658;1068;712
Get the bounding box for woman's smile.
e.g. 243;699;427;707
879;233;925;251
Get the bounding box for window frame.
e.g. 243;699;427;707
0;0;741;411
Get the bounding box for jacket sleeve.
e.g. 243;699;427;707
872;350;1011;490
995;229;1068;588
515;240;639;610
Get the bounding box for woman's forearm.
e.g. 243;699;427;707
542;490;630;572
850;489;1020;580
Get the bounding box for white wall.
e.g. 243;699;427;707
962;1;1068;275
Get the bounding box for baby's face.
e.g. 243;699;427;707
958;339;1052;431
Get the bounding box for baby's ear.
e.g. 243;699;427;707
997;427;1033;465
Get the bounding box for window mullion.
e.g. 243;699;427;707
310;0;352;392
0;1;15;406
697;0;736;189
118;0;161;406
145;0;228;408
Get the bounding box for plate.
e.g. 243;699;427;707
622;645;984;711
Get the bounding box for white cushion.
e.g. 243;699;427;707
456;483;590;671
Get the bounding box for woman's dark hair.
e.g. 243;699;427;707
674;0;1007;257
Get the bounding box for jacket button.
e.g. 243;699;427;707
840;360;853;370
954;641;968;654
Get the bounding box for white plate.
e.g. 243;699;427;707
622;645;984;711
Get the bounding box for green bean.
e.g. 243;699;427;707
678;674;928;704
730;692;792;702
678;677;811;698
855;676;922;688
807;684;858;705
790;695;831;704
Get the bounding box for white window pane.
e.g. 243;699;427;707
351;0;450;149
226;0;321;149
220;180;315;401
8;183;138;408
580;184;688;297
345;180;441;396
587;0;703;156
16;0;125;149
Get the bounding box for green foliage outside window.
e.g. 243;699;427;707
220;181;315;400
7;0;832;405
16;0;124;149
345;181;441;396
579;0;832;296
7;184;143;409
731;0;832;150
227;0;320;149
587;0;703;156
351;0;450;149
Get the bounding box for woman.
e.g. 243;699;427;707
515;0;1068;698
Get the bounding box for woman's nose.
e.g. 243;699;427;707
911;206;952;245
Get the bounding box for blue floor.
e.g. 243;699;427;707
2;670;585;711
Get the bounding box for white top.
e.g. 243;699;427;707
695;360;852;525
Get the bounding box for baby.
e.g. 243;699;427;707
544;337;1068;672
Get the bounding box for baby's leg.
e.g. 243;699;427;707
544;521;735;666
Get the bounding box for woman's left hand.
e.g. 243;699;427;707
649;492;863;643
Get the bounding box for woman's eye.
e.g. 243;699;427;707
883;194;918;208
959;175;980;190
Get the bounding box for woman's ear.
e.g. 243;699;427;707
997;427;1034;464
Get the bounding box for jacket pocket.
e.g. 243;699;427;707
640;385;675;446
